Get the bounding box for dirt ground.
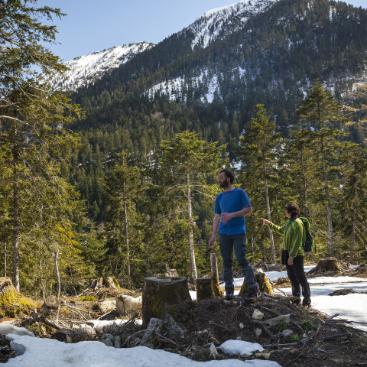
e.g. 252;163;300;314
160;294;366;367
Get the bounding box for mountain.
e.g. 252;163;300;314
69;0;367;220
184;0;277;49
50;42;154;91
76;0;367;113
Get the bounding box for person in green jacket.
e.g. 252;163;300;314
262;203;311;307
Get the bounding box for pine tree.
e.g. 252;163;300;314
297;82;345;256
159;131;224;281
104;152;146;286
239;105;282;264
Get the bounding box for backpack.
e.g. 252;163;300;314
299;217;315;253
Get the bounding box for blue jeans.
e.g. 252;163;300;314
219;234;257;295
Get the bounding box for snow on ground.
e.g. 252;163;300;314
4;334;282;367
279;276;367;333
219;340;264;356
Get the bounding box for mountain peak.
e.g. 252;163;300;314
50;42;154;91
188;0;278;49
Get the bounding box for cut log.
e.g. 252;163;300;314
210;253;224;298
142;277;191;327
52;326;96;343
308;258;345;275
239;271;273;296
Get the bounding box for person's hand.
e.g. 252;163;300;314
221;213;233;223
261;218;271;226
208;234;216;249
287;256;294;266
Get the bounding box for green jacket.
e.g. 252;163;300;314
270;218;305;258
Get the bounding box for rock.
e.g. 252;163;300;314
96;298;116;313
116;294;142;316
252;309;265;320
264;314;291;327
330;288;355;296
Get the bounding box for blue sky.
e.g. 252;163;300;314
40;0;367;60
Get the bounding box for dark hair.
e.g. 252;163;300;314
286;203;300;219
220;169;235;183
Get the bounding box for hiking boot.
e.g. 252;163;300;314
290;296;301;306
302;298;311;307
224;292;234;301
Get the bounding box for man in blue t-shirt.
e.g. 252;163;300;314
209;169;259;300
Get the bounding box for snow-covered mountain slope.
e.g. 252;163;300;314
185;0;277;49
144;0;367;105
50;42;154;91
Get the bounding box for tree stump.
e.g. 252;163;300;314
197;278;213;301
308;257;345;275
142;277;191;327
239;271;273;296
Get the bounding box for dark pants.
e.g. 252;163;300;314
219;234;257;295
286;256;311;301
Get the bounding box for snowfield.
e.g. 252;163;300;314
49;42;154;91
3;332;282;367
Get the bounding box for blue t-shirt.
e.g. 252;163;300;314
215;188;251;236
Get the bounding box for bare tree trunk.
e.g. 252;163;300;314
4;243;7;277
320;135;334;256
187;174;198;282
264;178;276;264
11;144;20;292
124;200;131;286
326;202;334;256
54;248;61;302
300;145;310;216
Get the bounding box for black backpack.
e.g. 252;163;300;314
299;217;315;253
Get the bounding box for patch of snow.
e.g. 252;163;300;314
147;68;220;104
5;334;282;367
280;276;367;333
219;340;264;356
187;0;278;49
49;42;154;91
189;290;197;301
